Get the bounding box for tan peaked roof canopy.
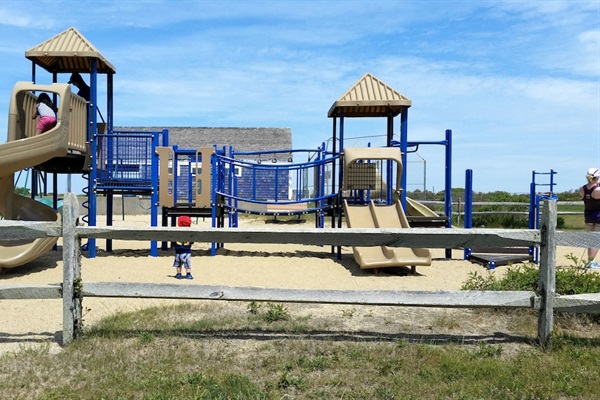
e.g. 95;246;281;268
25;27;116;74
328;73;411;118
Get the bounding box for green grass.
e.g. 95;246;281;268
1;300;599;399
560;213;585;230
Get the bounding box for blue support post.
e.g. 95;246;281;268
88;59;98;258
211;151;217;256
106;193;113;252
528;178;536;230
107;74;113;132
150;131;159;257
444;129;453;258
172;145;180;205
386;114;394;204
463;169;473;260
162;128;169;146
318;144;325;228
400;108;408;210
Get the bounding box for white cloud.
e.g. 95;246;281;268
0;0;598;194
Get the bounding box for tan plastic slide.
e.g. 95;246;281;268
0;82;72;268
343;199;431;272
406;197;439;218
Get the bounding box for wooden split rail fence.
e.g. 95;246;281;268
1;193;600;347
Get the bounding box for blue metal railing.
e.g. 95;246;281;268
215;150;339;219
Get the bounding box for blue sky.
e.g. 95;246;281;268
0;0;598;195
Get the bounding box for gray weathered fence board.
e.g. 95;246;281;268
0;284;61;299
83;282;537;308
2;215;600;250
555;231;600;249
553;294;600;314
0;221;61;240
76;226;540;248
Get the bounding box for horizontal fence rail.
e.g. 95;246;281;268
416;200;584;218
2;222;596;250
1;193;600;348
75;226;541;249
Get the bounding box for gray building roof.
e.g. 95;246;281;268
114;126;292;159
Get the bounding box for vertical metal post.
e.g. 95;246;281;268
444;129;453;258
88;59;98;258
106;192;113;252
463;169;473;260
336;113;344;259
400;107;408;210
107;73;114;132
331;118;337;231
387;114;394;204
150;131;159;256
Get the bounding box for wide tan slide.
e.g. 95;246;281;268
0;82;72;268
343;199;431;272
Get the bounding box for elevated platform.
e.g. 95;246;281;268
467;247;533;269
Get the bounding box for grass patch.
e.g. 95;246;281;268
1;299;599;399
2;253;599;399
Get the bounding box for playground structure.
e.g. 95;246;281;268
0;27;453;270
463;169;558;269
341;147;431;272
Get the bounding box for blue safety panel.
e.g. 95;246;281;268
96;133;154;191
173;155;197;205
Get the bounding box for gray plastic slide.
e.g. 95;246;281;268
343;199;431;271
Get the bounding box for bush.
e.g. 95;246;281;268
462;263;600;295
462;263;600;323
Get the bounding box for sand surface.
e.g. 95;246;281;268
0;214;591;354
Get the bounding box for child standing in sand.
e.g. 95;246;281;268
173;216;194;279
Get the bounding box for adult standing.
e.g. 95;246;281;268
579;167;600;269
68;72;90;101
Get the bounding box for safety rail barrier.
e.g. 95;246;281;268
1;194;599;347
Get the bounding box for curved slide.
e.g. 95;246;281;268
0;82;72;268
406;197;439;218
343;199;431;272
0;189;61;268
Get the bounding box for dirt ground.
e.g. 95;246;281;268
0;214;594;355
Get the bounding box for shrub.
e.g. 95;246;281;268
462;263;600;323
462;263;600;295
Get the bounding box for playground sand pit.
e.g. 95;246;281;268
0;214;592;355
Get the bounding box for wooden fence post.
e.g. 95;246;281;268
62;193;82;345
537;199;557;347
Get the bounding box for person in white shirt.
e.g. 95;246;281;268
32;92;57;135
